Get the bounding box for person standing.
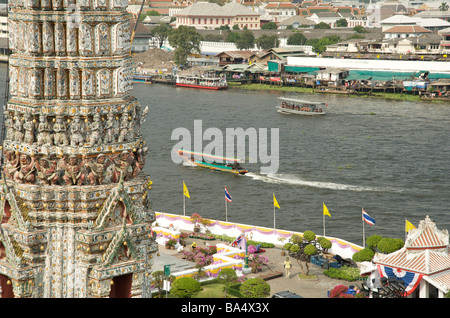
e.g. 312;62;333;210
284;257;292;278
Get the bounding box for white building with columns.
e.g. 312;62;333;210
174;1;261;30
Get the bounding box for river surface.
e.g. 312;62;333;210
134;81;450;244
1;63;449;244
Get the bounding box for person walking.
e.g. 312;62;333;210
284;257;292;278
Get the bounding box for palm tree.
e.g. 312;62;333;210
439;2;449;11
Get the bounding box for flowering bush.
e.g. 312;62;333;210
248;254;269;271
329;285;349;298
182;245;217;267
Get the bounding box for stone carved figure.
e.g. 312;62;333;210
36;157;58;185
70;115;85;146
118;112;130;143
59;155;86;186
23;113;36;144
104;113;117;143
88;114;103;146
133;147;148;177
87;154;111;185
14;154;36;184
14;113;24;142
111;151;134;183
5;112;15;141
53;116;69;146
37;114;53;146
4;150;20;179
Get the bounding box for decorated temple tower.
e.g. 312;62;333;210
0;0;158;298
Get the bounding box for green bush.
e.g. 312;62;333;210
352;247;375;262
170;277;202;298
290;244;300;254
377;237;404;254
323;266;365;281
240;278;270;298
283;243;292;251
304;244;317;256
303;231;316;242
289;234;303;245
318;237;332;249
366;235;382;248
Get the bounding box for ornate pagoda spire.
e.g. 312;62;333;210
0;0;157;298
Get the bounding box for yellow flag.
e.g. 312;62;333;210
323;202;331;217
273;193;280;209
183;181;190;199
405;219;416;232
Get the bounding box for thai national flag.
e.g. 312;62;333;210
225;187;232;202
362;209;375;225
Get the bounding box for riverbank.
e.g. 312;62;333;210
228;82;443;103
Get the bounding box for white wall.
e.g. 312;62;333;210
287;56;450;73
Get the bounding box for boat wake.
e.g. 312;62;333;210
245;172;402;193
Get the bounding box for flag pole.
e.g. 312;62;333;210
273;201;276;230
362;208;365;248
183;180;185;216
323;202;325;236
225;188;228;222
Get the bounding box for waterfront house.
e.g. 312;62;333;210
373;216;450;298
438;27;450;54
216;50;254;66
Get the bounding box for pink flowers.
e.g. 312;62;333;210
183;245;217;267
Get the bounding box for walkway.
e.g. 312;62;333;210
152;236;353;298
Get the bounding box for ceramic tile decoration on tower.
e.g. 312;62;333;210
0;0;158;298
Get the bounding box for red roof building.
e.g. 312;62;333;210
374;216;450;298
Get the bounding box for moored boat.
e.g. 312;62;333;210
176;75;227;90
133;74;152;83
177;149;248;175
277;97;327;115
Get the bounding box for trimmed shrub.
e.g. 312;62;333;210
170;277;202;298
240;278;270;298
377;237;404;254
352;247;375;262
366;234;382;249
303;230;316;242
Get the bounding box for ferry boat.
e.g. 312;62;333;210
177;149;248;175
176;75;227;90
276;97;327;116
133;74;152;83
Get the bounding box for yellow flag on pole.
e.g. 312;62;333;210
273;193;280;209
183;181;190;199
323;202;331;217
405;219;416;232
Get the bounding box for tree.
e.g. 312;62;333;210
218;268;238;298
168;26;202;67
151;271;175;298
353;25;367;33
256;34;278;49
240;277;270;298
152;23;171;49
261;22;278;29
287;32;307;45
314;22;331;29
226;31;240;43
439;2;449;11
170;277;202;298
336;18;348;27
235;30;255;50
